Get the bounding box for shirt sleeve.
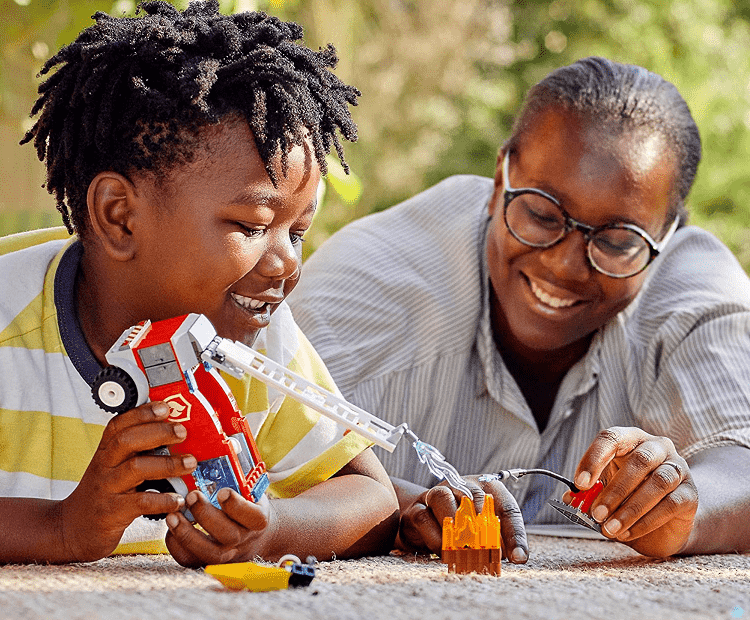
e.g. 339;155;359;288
224;305;372;499
628;227;750;458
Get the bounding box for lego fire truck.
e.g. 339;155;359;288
91;314;270;516
92;313;474;518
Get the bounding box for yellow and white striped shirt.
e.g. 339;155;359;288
0;228;370;553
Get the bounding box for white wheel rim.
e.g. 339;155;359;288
99;380;126;407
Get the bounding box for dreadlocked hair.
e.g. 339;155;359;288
21;0;360;236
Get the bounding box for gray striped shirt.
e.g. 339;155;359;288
289;175;750;523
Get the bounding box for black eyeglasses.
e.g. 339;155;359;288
502;152;678;278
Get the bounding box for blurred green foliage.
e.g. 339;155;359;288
2;0;750;268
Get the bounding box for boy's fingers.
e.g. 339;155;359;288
600;463;695;538
165;511;238;567
98;418;187;467
186;491;246;548
187;490;269;549
113;453;197;492
101;402;171;438
164;530;202;568
216;489;269;532
590;440;675;519
614;483;698;543
134;492;185;519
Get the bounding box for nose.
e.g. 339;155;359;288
538;229;592;282
256;233;301;282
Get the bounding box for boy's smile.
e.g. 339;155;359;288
132;118;319;346
79;117;320;358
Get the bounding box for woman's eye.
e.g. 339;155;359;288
523;204;561;230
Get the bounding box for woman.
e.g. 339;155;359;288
289;57;750;560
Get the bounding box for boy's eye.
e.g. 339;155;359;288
237;223;264;238
290;232;306;246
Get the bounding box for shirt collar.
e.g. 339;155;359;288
475;220;601;419
54;240;104;386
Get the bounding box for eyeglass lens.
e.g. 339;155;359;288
505;193;651;277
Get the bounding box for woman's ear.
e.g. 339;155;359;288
494;148;507;190
488;148;507;217
86;172;138;262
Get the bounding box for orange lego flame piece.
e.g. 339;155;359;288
442;495;502;575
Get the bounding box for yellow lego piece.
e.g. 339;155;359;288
205;561;292;591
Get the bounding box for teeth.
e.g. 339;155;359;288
529;280;576;309
231;293;265;310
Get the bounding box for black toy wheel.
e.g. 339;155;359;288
136;478;177;521
92;366;139;414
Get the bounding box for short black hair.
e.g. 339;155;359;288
505;57;701;231
21;0;360;236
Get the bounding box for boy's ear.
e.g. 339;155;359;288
86;172;138;262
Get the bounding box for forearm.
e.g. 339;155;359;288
0;497;71;564
680;445;750;555
263;472;399;561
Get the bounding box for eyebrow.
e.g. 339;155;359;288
503;152;655;233
228;189;317;215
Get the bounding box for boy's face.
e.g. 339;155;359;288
128;119;319;346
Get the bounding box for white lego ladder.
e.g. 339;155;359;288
202;338;408;452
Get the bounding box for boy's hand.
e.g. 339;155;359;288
58;401;197;562
572;426;698;557
164;489;274;567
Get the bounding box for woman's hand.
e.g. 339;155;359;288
397;476;529;563
571;426;698;557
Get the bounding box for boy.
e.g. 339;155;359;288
0;0;398;566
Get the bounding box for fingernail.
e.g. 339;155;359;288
592;505;608;522
182;455;197;469
152;402;170;417
186;491;198;507
511;547;528;563
166;513;179;529
603;519;621;536
575;472;591;489
217;488;230;503
174;424;187;439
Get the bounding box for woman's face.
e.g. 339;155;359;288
486;107;676;361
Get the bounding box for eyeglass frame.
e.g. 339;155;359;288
501;151;680;278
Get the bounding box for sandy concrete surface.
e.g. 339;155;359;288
0;535;748;620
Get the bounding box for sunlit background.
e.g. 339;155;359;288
2;0;750;268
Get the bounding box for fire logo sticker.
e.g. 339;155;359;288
164;393;192;422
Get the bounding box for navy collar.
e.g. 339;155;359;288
54;240;103;386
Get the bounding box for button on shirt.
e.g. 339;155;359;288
288;175;750;524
